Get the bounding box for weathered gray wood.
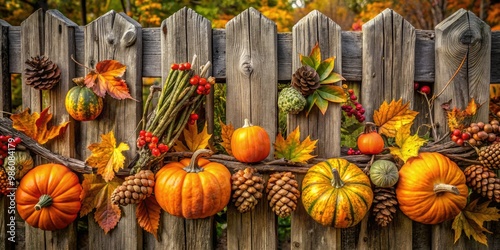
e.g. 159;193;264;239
433;9;491;138
82;10;143;250
361;8;416;121
225;7;278;250
360;8;415;249
288;10;342;249
5;23;500;82
432;10;491;249
152;7;214;250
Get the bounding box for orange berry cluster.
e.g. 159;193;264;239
137;130;169;157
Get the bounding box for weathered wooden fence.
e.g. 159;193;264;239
1;7;500;250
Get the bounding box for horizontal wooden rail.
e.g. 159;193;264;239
6;27;500;82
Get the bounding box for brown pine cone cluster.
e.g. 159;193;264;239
372;187;398;227
111;170;155;206
291;65;320;96
24;55;61;90
231;167;265;213
266;171;300;218
463;165;500;203
478;143;500;169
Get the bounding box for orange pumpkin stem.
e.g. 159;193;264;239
331;168;345;188
363;122;377;134
433;183;460;195
34;194;53;211
185;149;214;173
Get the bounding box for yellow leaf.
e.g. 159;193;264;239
273;126;317;163
447;99;479;131
173;122;212;152
452;199;500;246
388;123;427;163
373;99;418;138
219;119;234;156
11;107;69;144
86;131;130;182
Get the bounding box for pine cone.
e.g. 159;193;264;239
478;143;500;169
0;167;12;196
266;172;300;218
464;165;500;203
372;187;398;227
291;65;320;96
231;167;264;213
111;170;155;206
25;55;61;90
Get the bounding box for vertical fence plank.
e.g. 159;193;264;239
225;7;278;250
38;10;78;250
289;10;341;250
359;8;416;250
432;9;491;250
152;7;214;250
82;10;143;250
1;18;13;250
19;9;47;250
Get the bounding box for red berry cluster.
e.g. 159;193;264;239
188;113;199;125
137;130;169;157
414;82;431;95
347;148;362;155
189;75;211;95
0;135;22;165
171;62;191;71
341;89;366;123
450;128;470;146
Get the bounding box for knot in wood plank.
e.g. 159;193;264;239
460;29;480;45
121;29;137;47
239;52;253;77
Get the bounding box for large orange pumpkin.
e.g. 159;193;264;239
155;149;231;219
396;152;468;224
16;163;82;231
302;158;373;228
231;118;270;163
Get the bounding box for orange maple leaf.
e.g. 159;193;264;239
446;99;479;131
86;131;130;182
136;195;161;240
373;99;419;138
11;107;69;144
173;122;212;152
84;59;135;100
80;174;122;234
219;119;234;156
274;126;317;163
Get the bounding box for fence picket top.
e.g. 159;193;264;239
361;8;416;121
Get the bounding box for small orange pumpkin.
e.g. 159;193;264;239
231;118;270;163
357;122;384;155
16;163;82;231
155;149;231;219
396;152;468;224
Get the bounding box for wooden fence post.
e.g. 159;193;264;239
359;8;415;250
81;10;143;250
433;9;491;250
225;7;278;250
289;10;342;250
148;7;214;250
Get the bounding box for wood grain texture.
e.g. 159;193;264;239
1;20;11;118
82;10;143;250
433;9;491;138
153;8;215;250
288;10;342;249
225;7;278;250
432;10;491;250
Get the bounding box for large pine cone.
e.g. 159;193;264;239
464;165;500;202
111;170;155;206
25;55;61;90
291;65;320;96
372;187;398;227
231;167;265;213
266;172;300;218
478;143;500;169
